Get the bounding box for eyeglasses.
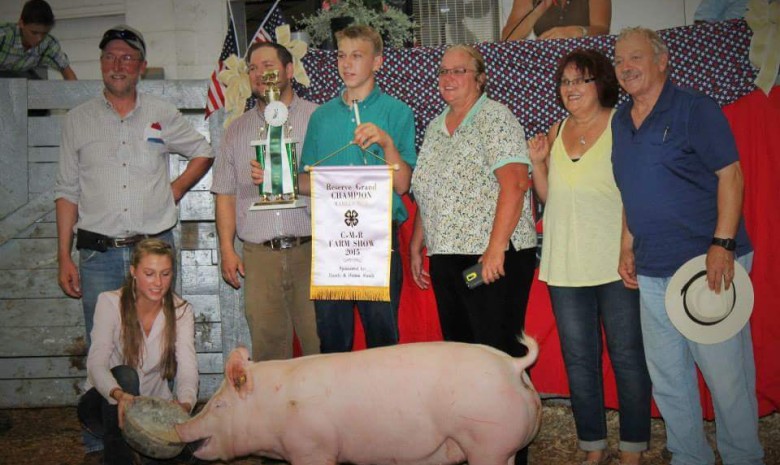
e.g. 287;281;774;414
438;67;477;76
100;53;143;65
559;77;596;88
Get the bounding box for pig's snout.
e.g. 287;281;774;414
175;421;209;450
175;415;228;461
175;422;216;460
174;421;198;443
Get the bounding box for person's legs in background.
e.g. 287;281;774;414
637;274;714;465
599;280;651;464
101;367;141;465
315;299;356;353
288;241;320;356
428;254;476;343
77;366;140;465
78;247;130;458
464;246;535;465
356;234;402;348
689;253;763;465
549;285;610;462
243;242;295;361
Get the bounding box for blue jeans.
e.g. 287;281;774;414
637;253;763;465
78;230;175;453
549;280;651;453
314;230;401;353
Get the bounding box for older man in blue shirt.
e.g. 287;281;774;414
611;27;763;465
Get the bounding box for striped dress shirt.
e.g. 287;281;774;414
211;95;318;243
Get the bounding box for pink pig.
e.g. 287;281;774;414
176;336;541;465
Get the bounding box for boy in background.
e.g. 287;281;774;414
0;0;77;80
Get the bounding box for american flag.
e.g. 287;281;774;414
248;1;286;45
205;12;238;119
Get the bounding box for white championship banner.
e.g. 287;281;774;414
310;165;393;301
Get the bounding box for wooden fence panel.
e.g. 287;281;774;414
0;238;58;270
1;296;219;328
0;78;236;408
27;80;209;110
29;162;58;195
0;269;62;299
0;353;223;380
0;374;223;408
28;147;59;163
2;298;82;327
28;116;63;147
0;323;221;358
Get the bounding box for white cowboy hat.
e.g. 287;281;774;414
665;254;754;344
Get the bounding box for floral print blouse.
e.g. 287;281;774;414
412;95;537;255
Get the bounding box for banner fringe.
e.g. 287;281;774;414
310;286;390;302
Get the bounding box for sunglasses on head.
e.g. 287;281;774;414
101;28;145;54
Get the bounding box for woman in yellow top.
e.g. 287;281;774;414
528;49;650;465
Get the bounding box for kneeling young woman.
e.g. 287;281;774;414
78;239;198;464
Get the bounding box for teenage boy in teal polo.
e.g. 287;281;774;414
299;24;417;353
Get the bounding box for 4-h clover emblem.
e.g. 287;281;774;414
344;210;359;227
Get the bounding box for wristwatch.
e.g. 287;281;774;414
711;237;736;251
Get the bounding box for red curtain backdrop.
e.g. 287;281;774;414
721;87;780;418
347;87;780;420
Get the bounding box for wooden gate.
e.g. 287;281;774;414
0;78;248;407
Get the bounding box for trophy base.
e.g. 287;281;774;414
249;198;306;211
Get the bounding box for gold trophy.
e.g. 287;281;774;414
249;70;304;210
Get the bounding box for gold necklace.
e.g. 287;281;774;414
571;112;599;146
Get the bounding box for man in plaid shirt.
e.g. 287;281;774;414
0;0;77;80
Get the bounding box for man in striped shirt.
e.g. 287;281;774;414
211;41;321;361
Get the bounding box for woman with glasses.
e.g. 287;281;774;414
77;239;198;465
528;49;651;465
410;44;537;463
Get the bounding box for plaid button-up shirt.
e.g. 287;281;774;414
0;22;69;72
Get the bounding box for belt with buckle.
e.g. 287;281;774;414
261;236;312;250
110;234;150;247
76;229;167;252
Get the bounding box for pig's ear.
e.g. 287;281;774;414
233;369;254;399
225;348;254;399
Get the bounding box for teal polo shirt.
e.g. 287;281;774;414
301;86;417;222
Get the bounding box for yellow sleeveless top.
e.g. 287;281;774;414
538;111;623;286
